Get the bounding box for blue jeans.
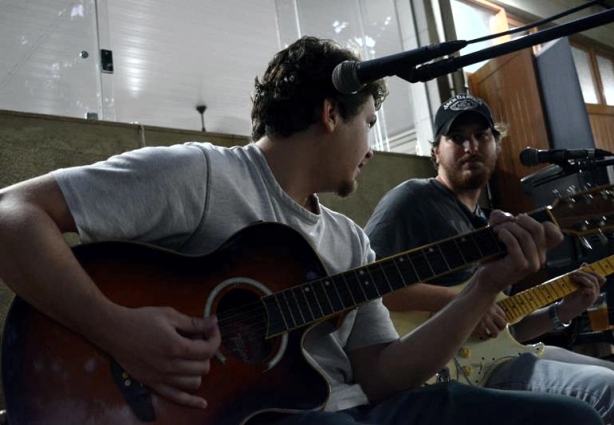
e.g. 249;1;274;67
486;347;614;425
271;380;602;425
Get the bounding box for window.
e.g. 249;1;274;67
571;45;600;104
570;42;614;106
597;54;614;105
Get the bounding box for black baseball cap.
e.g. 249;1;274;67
434;94;495;138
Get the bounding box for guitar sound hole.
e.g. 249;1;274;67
217;288;274;364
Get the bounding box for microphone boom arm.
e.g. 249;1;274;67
403;7;614;83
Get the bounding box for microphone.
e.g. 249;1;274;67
519;147;612;167
332;40;467;94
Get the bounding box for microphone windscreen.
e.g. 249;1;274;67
519;148;539;167
332;61;360;94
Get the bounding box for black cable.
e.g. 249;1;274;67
467;0;607;45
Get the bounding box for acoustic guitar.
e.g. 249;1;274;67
3;185;614;424
390;253;614;386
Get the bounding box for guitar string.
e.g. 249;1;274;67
212;257;484;337
214;254;614;341
211;253;454;334
212;232;508;337
207;192;614;338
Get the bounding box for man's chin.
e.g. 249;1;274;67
462;172;490;189
336;180;357;198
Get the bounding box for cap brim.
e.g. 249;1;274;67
436;111;494;138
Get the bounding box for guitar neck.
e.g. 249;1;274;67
263;183;614;337
500;254;614;323
263;209;552;337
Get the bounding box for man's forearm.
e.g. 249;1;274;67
378;277;499;390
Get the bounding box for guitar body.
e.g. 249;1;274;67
2;223;331;424
390;286;545;387
4;185;614;422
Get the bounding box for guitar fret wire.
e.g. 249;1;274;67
291;288;307;324
434;243;452;271
328;277;346;310
420;248;437;277
299;284;316;322
340;273;358;307
528;287;545;306
550;280;569;299
305;281;324;318
535;286;553;305
307;281;325;318
518;292;532;315
363;265;383;298
272;293;290;330
280;290;297;328
390;257;410;288
451;238;469;265
319;280;336;313
403;252;422;282
352;269;370;301
324;276;344;310
377;261;396;293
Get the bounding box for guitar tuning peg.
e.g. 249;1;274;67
563;197;577;208
579;236;593;250
597;230;609;245
574;220;590;232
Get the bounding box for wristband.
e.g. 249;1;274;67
549;301;572;330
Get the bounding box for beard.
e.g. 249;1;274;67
442;156;496;191
336;179;357;198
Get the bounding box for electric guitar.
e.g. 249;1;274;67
3;185;614;424
390;253;614;386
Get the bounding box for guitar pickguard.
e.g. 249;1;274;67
452;327;545;386
391;310;546;386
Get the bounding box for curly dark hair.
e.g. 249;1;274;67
251;36;388;141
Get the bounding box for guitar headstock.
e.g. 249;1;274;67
548;184;614;237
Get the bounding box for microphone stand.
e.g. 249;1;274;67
522;156;614;184
397;8;614;83
567;156;614;172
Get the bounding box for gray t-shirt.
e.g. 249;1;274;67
52;142;398;411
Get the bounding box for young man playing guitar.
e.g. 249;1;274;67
366;93;614;424
0;39;603;424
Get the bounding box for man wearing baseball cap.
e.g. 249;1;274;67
365;93;614;423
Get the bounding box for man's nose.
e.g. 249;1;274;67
462;138;479;152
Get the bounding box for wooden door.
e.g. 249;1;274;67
468;48;551;215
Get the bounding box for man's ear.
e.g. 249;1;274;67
321;98;340;133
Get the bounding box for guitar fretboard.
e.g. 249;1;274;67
261;182;614;337
500;254;614;323
263;225;507;336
